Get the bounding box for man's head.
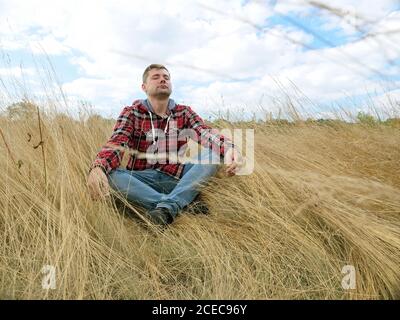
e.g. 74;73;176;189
142;64;172;99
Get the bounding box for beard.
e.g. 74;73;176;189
150;87;172;100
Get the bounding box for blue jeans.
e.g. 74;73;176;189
107;151;219;218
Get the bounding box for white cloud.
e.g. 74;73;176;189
29;35;71;55
0;0;398;118
275;0;399;37
368;87;400;116
275;0;398;20
0;67;35;77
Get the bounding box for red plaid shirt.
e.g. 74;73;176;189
90;100;234;179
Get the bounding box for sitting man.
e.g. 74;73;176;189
87;64;243;226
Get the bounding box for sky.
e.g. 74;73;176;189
0;0;399;120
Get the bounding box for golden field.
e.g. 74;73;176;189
0;109;399;299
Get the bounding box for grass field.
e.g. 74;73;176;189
0;110;399;299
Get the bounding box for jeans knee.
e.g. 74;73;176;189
107;169;128;190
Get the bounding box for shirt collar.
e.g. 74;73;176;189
142;98;176;114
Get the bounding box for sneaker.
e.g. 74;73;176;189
145;207;174;226
187;200;209;215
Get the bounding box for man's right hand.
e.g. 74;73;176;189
87;167;111;200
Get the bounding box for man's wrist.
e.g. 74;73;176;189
89;164;106;175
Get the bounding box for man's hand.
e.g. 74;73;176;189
87;167;111;200
224;147;244;176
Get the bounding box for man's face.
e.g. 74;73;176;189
142;68;172;99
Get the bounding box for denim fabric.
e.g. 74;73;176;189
108;149;219;217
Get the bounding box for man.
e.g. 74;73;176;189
87;64;243;226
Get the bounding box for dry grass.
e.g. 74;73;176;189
0;112;399;300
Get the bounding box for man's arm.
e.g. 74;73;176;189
87;106;134;200
184;106;243;175
89;106;135;175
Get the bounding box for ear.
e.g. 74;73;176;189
141;83;146;93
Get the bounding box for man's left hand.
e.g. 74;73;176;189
225;147;244;176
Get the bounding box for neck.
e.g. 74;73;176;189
147;96;169;116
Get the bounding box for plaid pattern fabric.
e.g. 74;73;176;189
90;100;234;179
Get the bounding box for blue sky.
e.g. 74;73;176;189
0;0;399;120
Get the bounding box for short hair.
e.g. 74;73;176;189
142;64;170;83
